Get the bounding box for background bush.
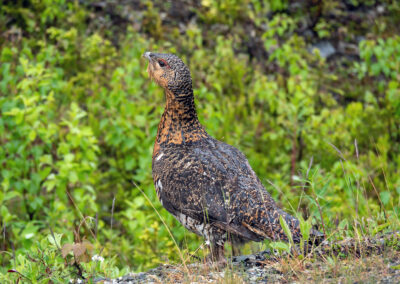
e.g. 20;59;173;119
1;0;400;280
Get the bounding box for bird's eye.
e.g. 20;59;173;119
158;60;167;67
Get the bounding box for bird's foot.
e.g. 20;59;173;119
204;244;227;268
204;254;227;268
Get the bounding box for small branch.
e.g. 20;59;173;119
369;176;388;221
65;190;96;239
7;269;32;283
73;255;85;280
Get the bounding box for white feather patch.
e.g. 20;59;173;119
156;179;163;191
156;152;164;161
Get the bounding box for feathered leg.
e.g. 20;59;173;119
206;242;227;266
228;234;244;256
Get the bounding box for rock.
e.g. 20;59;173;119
310;41;336;59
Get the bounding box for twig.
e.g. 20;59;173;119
354;139;359;159
369;176;388;221
327;141;346;161
184;242;206;263
7;269;32;283
73;255;85;280
65;190;96;239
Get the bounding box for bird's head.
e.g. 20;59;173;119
143;52;193;98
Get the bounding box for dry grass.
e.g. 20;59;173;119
292;249;400;283
128;246;400;283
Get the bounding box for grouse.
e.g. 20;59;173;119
143;52;323;263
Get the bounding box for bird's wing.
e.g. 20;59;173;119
153;138;282;242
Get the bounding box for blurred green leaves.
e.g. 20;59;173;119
0;0;400;280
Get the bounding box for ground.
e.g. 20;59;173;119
97;232;400;283
96;249;400;283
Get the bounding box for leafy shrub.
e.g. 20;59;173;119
1;0;400;281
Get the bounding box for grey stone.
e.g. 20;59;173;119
310;41;336;59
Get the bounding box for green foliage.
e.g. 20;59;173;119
0;233;124;283
1;0;400;280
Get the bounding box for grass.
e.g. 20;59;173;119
115;246;400;283
269;248;400;283
2;157;399;283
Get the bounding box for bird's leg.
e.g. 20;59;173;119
227;234;243;256
232;245;242;256
206;242;227;266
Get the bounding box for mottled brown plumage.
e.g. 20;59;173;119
144;52;323;263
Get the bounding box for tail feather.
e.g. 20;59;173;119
250;207;325;245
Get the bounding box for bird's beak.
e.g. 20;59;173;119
143;51;154;80
143;51;152;61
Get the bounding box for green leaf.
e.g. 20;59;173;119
269;241;290;253
298;215;312;243
280;215;294;247
64;153;75;162
28;130;37;141
372;223;390;236
1;205;14;223
391;264;400;270
124;157;136;171
22;222;39;240
68;171;78;183
39;166;52;180
3;191;22;201
338;219;348;230
48;233;63;248
380;191;391;205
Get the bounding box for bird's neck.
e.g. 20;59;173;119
153;89;208;156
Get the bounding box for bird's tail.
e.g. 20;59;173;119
252;207;324;245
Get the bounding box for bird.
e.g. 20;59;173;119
143;51;324;264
